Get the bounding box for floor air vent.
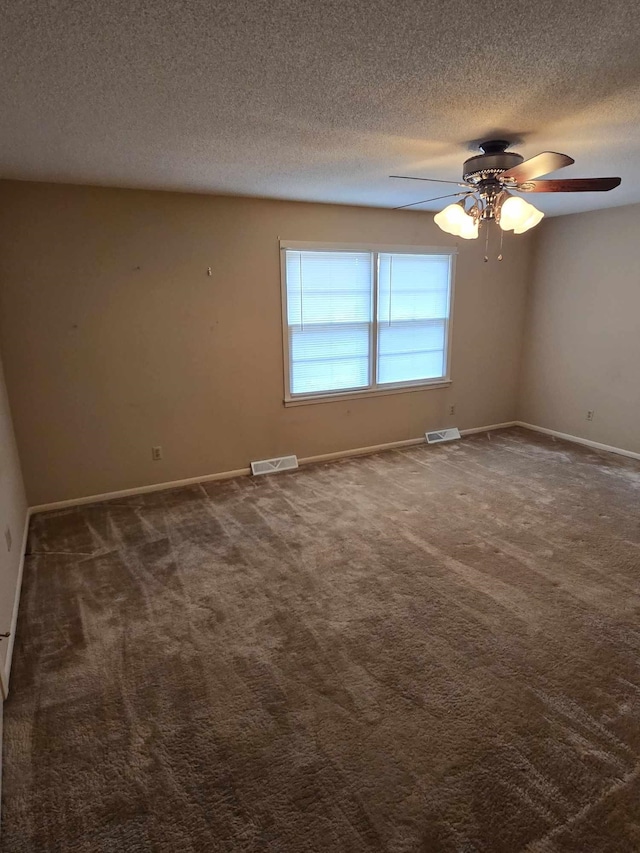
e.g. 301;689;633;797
251;455;299;476
425;428;461;444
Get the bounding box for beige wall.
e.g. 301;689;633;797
0;181;533;506
0;350;28;694
519;203;640;454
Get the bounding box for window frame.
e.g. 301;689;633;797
280;241;456;406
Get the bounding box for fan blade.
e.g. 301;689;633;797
502;152;574;182
518;177;621;193
394;191;472;211
390;175;470;187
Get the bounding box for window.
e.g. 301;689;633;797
281;243;454;403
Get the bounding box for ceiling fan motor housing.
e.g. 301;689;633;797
462;140;523;183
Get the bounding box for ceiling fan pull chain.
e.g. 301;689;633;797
484;220;490;262
498;227;504;261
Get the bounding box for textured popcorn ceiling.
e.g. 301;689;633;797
1;0;639;215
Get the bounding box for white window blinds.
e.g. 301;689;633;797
285;251;373;396
377;253;452;385
283;246;453;400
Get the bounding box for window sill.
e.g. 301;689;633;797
284;380;452;407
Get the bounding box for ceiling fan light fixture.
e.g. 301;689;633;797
498;196;544;234
434;201;478;239
395;140;620;256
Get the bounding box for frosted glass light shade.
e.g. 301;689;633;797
499;196;544;233
434;203;467;234
434;202;478;239
458;216;479;240
513;206;544;234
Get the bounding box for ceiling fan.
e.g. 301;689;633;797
391;140;621;243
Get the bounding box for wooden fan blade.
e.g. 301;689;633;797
394;191;472;211
502;152;574;182
518;177;621;193
390;175;470;187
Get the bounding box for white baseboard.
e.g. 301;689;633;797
460;421;517;436
298;436;425;467
1;508;31;699
516;422;640;462
298;423;517;467
29;467;252;515
29;421;518;516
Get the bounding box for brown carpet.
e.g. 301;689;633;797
3;427;640;852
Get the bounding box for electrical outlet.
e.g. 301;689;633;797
151;446;163;461
449;404;456;416
586;410;594;422
5;526;12;552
